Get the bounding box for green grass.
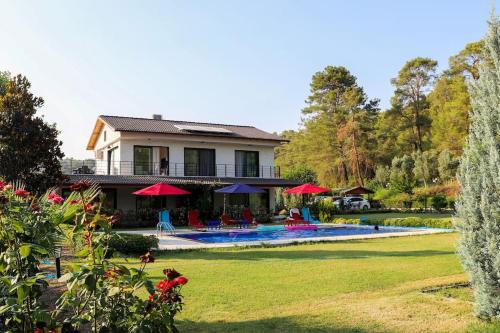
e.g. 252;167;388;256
111;233;500;332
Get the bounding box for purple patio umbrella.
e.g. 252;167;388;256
215;184;265;214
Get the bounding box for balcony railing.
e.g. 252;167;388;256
62;160;281;178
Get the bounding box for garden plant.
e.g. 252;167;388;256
0;180;188;333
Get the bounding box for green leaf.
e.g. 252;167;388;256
11;221;24;233
108;286;120;297
58;272;73;283
19;245;31;258
76;248;89;257
0;304;11;315
16;285;29;304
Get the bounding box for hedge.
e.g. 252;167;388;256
332;216;453;229
108;233;159;254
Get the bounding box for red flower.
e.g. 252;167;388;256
140;251;155;263
48;192;64;204
0;180;5;190
70;181;91;192
33;329;43;333
176;276;188;285
163;268;181;280
108;214;120;226
69;199;78;205
156;279;167;290
84;203;94;212
15;189;30;198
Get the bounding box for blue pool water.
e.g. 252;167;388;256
175;226;416;243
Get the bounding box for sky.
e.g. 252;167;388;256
0;1;494;159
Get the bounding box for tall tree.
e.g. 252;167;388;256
300;66;379;186
456;14;500;319
448;40;485;80
0;71;10;96
390;57;438;152
0;75;65;192
428;74;470;156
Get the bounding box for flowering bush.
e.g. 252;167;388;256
0;180;188;333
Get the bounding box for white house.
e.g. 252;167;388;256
64;115;299;226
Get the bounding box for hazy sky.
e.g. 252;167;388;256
0;1;494;159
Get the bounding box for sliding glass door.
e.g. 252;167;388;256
235;150;259;177
134;146;153;175
184;148;216;176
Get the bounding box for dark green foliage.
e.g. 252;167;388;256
333;216;453;229
318;200;337;223
282;166;317;184
431;195;448;211
108;233;159;255
0;75;65;193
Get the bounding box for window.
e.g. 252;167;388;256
103;131;107;142
107;147;118;175
134;146;153;175
235;150;259;177
184;148;216;176
159;147;169;175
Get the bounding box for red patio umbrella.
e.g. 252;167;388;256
284;183;330;194
133;183;191;196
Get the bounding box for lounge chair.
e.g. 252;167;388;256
157;210;176;235
188;210;204;229
242;207;255;225
286;211;308;226
301;207;320;224
221;214;248;228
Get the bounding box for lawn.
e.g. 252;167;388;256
113;233;500;333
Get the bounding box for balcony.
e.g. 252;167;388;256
61;160;281;179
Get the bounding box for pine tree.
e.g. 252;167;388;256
456;13;500;319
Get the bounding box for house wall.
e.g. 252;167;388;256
115;134;277;177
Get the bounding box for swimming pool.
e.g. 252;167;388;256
174;225;420;244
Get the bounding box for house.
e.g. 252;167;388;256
64;115;299;226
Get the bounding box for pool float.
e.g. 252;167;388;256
285;225;318;231
256;225;285;232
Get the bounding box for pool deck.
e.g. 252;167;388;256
119;224;454;250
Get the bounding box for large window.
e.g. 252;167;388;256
235;150;259;177
159;147;169;175
107;147;118;175
134;146;153;175
184;148;216;176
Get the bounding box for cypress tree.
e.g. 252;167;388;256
456;13;500;319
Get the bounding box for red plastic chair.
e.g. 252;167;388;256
188;210;204;229
286;212;308;226
242;208;254;224
221;214;239;226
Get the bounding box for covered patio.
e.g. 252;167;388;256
63;174;300;227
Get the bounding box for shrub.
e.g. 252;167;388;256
333;216;453;229
318;199;336;223
108;233;159;254
431;194;448;211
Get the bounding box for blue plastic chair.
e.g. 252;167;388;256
157;210;176;235
301;207;320;224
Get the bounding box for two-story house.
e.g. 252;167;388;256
64;115;299;225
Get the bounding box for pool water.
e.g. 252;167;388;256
175;226;416;244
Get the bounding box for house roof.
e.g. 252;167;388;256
339;186;375;195
64;174;301;188
87;115;286;150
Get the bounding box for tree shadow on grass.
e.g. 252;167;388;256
147;249;454;262
177;316;386;333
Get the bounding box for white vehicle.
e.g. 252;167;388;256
334;196;370;210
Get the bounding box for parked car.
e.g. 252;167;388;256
334;196;371;210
